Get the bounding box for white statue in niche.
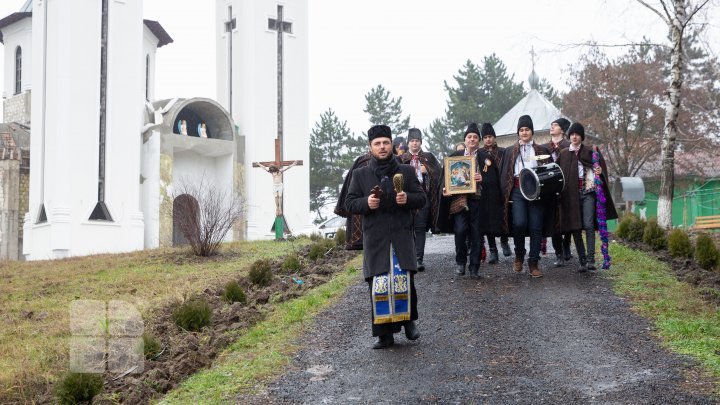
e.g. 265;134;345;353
199;123;208;138
177;119;188;135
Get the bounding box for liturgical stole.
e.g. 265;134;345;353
372;246;411;324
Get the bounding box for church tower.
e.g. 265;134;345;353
216;0;311;239
23;0;147;259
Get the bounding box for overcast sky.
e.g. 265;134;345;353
1;0;718;136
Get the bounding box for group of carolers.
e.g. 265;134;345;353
335;117;618;348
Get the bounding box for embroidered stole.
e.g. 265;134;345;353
372;246;411;324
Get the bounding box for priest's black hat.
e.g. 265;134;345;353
368;125;392;141
481;123;496;137
552;117;571;134
567;122;585;140
465;123;480;136
407;128;422;142
517;115;534;134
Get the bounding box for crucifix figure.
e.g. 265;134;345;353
253;138;303;239
268;5;293;160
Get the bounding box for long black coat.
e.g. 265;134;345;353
334;153;372;250
556;144;619;233
400;150;443;233
477;148;506;236
345;159;426;280
499;142;557;237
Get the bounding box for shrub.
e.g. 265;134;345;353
281;255;302;272
615;213;645;242
642;218;667;251
55;373;103;405
248;259;273;286
308;243;325;261
668;228;693;258
309;232;322;242
172;298;212;331
695;233;720;270
334;228;346;247
222;280;247;304
143;332;161;359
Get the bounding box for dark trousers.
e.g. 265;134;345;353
486;235;509;252
551;233;572;258
414;197;430;263
453;198;482;271
572;191;597;263
369;272;418;337
511;187;544;263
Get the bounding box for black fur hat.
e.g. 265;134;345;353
407;128;422;142
552;117;571;134
465;123;480;137
481;123;496;137
567;122;585;140
517;115;534;135
368;124;392;141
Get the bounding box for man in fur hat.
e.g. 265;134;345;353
544;117;573;266
400;128;442;271
480;122;511;263
345;125;426;349
556;122;618;271
499;115;555;278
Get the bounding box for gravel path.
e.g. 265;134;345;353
248;236;714;404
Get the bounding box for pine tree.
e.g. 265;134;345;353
477;54;526;123
536;77;563;109
443;60;484;138
363;84;411;135
309;109;355;223
423;118;454;159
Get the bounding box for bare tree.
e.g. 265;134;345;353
635;0;712;228
173;177;244;256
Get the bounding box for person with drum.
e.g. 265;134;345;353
499;115;556;278
438;123;484;278
543;118;573;267
479;123;510;264
555;123;618;271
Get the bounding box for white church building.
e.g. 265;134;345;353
0;0;310;260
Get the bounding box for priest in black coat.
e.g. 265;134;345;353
345;125;427;349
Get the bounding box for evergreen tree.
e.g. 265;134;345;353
536;77;563;109
363;84;410;135
477;54;526;123
424;118;454;159
309;109;355;223
443;60;485;138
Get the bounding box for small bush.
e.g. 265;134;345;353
668;228;693;258
642;218;667;251
248;259;273;286
55;373;103;404
143;332;161;359
172;298;212;331
334;228;346;247
281;255;302;272
222;280;247;304
695;233;720;270
307;243;325;261
309;232;322;242
615;213;645;242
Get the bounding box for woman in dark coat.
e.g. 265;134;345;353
556;122;618;271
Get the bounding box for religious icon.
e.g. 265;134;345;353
198;122;208;138
177;119;188;135
255;160;301;216
444;156;476;195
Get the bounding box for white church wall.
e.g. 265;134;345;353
24;0;145;260
217;0;310;240
142;26;158;102
141;130;161;248
1;17;32;99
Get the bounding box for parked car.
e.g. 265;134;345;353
317;216;345;239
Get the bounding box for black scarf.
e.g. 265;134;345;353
371;155;400;208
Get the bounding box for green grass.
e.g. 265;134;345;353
160;256;363;404
607;242;720;382
0;239;309;402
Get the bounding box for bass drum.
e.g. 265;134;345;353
519;163;565;201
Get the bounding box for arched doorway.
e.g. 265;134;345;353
173;194;200;246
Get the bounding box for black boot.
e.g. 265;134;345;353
455;264;466;275
373;334;395;349
417;258;425;272
404;321;420;340
578;256;588;273
553;255;565;267
501;241;512;257
469;266;479;278
488;249;499;264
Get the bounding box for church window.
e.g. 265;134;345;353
14;46;22;95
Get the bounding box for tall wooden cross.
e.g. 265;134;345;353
252;138;303;239
268;5;293;160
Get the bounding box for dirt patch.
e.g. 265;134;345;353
64;243;357;404
620;239;720;305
